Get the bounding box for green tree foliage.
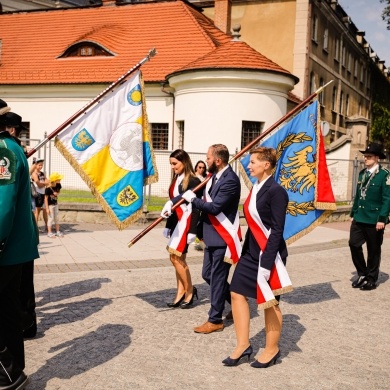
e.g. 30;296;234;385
371;102;390;153
381;0;390;29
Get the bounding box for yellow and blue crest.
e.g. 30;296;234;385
127;84;142;106
117;185;139;207
72;128;95;152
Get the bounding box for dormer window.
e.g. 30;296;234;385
59;41;114;58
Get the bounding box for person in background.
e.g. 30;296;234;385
194;160;207;182
29;158;38;214
31;158;49;231
349;143;390;291
0;115;39;389
193;160;208;251
45;172;64;238
160;149;202;309
181;144;241;334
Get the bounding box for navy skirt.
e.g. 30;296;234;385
230;251;287;300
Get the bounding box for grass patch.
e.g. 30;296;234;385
61;190;168;210
60;189;97;203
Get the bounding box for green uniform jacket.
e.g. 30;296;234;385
350;165;390;225
0;131;39;265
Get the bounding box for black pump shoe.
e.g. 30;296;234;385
180;286;198;309
251;350;280;368
166;294;185;308
222;345;253;366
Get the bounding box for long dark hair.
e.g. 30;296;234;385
169;149;196;191
194;160;207;178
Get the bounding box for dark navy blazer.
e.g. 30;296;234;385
242;176;288;271
191;166;241;247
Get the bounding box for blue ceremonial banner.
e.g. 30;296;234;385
239;101;336;243
55;70;158;230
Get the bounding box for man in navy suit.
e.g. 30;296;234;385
183;144;241;333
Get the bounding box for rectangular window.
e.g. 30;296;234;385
150;123;169;150
334;38;340;61
311;15;318;42
341;45;346;67
177;121;184;149
323;28;329;51
319;79;325;105
80;47;93;56
332;87;337;111
347;53;352;72
354;59;358;78
241;121;264;149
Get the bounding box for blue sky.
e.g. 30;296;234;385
339;0;390;65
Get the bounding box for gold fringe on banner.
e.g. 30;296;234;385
238;161;253;191
285;209;333;245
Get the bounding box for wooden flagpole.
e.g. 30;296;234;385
27;48;157;158
126;82;333;247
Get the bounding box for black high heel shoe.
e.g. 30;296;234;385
222;345;253;366
166;293;185;308
180;286;198;309
250;350;280;368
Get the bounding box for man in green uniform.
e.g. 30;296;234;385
349;143;390;291
0;117;39;389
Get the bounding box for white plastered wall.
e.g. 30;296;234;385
168;69;296;154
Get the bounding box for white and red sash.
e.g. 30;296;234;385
166;175;192;256
204;178;242;264
244;189;293;309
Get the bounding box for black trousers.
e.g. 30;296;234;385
202;246;231;324
0;264;25;370
20;261;36;331
349;221;384;283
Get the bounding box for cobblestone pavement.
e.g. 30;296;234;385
24;222;390;389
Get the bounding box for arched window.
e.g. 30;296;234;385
59;42;114;58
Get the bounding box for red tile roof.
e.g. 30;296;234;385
0;0;294;85
169;40;294;78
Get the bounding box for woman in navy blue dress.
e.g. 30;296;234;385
223;147;289;368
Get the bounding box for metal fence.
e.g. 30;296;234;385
24;136;390;205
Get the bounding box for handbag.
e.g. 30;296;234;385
30;181;38;198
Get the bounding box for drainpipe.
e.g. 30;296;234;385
161;82;175;150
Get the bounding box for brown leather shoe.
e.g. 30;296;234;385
193;321;224;334
225;310;233;321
